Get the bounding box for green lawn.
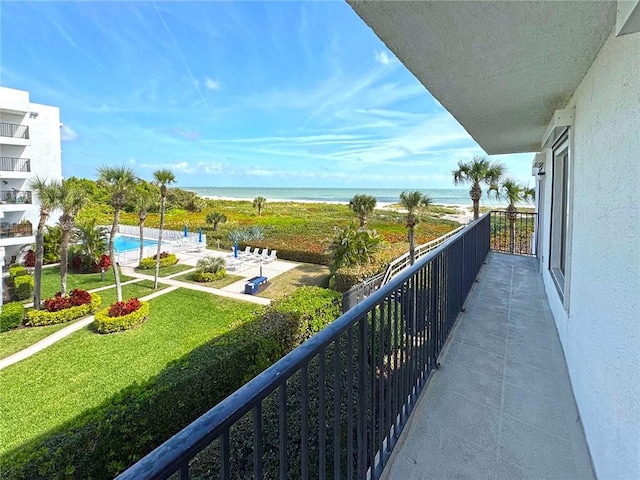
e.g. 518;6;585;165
257;263;330;299
0;281;168;360
174;271;243;289
0;288;257;455
37;266;133;300
134;263;193;277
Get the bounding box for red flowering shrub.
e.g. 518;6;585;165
98;254;111;270
23;250;36;268
108;298;141;318
44;289;92;312
152;251;170;260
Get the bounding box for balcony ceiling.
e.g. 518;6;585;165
347;0;617;154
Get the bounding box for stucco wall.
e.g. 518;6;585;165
541;30;640;479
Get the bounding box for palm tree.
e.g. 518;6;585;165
196;256;226;274
206;212;227;232
399;190;433;265
98;166;137;302
58;181;88;296
153;169;176;289
73;218;108;267
134;189;155;266
452;156;505;220
29;177;61;309
327;226;382;273
349;194;377;229
489;178;535;253
252;196;266;216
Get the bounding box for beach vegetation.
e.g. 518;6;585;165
349;194;377;228
152;169;176;289
452;156;504;220
399;190;433;265
206;211;227;231
253;196;266;215
327;226;383;273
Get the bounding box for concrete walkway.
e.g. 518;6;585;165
382;253;595;480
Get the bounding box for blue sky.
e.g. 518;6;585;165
1;1;534;189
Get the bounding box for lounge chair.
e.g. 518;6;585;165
260;249;270;261
239;246;251;258
265;250;277;263
250;247;260;259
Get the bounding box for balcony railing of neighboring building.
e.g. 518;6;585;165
0;157;31;172
0;190;32;205
0;221;33;238
117;213;491;480
489;210;538;256
0;122;29;140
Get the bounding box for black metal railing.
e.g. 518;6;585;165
0;222;33;238
0;122;29;139
0;157;30;172
0;190;32;204
490;210;538;256
117;214;491;480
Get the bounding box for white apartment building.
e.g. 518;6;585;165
0;86;63;265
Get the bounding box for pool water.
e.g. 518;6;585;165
113;235;158;253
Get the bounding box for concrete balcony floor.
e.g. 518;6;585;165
382;253;595;480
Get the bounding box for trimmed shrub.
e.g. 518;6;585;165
97;254;111;270
0;302;25;332
193;269;226;282
138;252;178;269
8;266;28;280
43;289;92;312
94;300;150;334
26;293;101;327
13;275;34;301
2;287;341;480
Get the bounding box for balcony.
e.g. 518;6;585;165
0;190;32;205
0;157;30;173
0;122;29;140
0;222;33;239
118;213;592;480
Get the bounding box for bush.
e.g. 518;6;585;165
26;294;101;327
0;302;25;332
195;256;225;274
193;269;226;282
8;266;28;280
43;289;92;312
23;250;35;268
94;300;150;334
138;252;178;269
13;275;34;301
97;254;111;270
2;287;341;480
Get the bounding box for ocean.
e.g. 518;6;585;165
185;187;508;207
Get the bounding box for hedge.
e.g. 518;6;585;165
1;287;341;479
13;275;34;301
8;266;28;280
0;302;25;332
25;294;102;327
193;269;226;282
93;301;150;334
138;253;178;269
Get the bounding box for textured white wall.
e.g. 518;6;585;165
540;30;640;480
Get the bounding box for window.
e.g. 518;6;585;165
549;131;570;298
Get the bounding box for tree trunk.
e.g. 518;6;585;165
154;196;166;290
213;221;218;232
408;226;415;265
360;216;366;229
472;199;480;220
33;213;48;309
139;217;145;266
470;184;482;220
60;228;71;296
506;204;518;254
111;207;122;301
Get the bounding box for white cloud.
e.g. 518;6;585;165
374;50;391;65
140;161;194;174
205;77;221;90
60;124;78;141
196;162;223;174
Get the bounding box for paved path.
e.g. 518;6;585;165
381;253;595;480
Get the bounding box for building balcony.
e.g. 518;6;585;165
118;213;593;480
0;190;32;205
0;157;30;173
0;122;29;140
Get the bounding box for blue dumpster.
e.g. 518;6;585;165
245;276;269;295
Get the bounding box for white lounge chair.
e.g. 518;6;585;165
249;247;260;260
265;250;277;263
260;249;270;261
239;246;251;258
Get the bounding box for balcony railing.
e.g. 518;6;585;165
118;214;491;480
0;222;33;238
0;157;30;172
489;210;538;256
0;190;32;205
0;122;29;140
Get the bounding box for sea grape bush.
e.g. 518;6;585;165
108;298;141;317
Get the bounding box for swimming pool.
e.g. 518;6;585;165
113;235;158;253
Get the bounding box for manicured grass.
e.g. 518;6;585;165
0;323;70;360
0;281;168;360
0;288;257;455
174;272;243;289
257;263;330;299
134;263;193;277
38;266;133;300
